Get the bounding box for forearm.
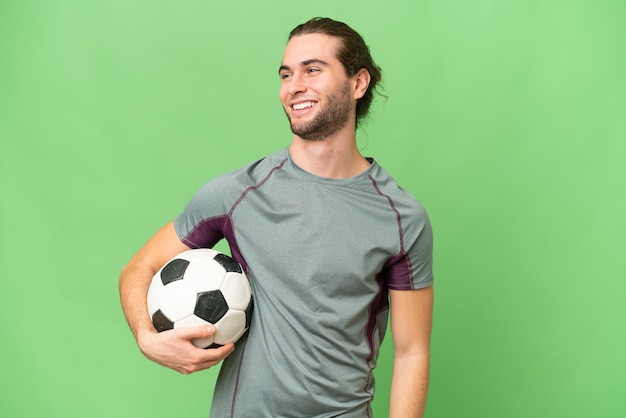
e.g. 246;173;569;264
388;287;434;417
119;261;156;343
119;222;189;344
389;351;430;418
118;223;232;373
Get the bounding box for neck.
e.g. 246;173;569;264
289;130;370;179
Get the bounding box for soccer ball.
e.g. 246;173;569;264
147;248;253;348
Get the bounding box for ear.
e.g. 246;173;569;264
352;68;371;100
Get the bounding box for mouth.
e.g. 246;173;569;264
291;101;318;111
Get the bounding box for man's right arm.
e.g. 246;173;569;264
119;221;234;374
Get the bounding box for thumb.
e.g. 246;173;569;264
176;324;216;340
178;324;217;349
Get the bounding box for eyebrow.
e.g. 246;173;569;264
278;59;330;74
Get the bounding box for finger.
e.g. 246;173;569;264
211;342;235;355
176;324;217;341
195;342;235;362
179;358;221;374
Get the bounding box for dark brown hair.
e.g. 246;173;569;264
289;17;382;126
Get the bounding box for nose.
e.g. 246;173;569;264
288;72;307;95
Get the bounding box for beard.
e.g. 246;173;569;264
285;82;353;141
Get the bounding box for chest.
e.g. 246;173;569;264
230;180;400;298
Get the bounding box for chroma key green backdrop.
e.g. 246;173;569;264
1;1;625;417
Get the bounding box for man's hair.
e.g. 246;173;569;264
288;17;382;126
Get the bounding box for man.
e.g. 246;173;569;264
120;17;434;417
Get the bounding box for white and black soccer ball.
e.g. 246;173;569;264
147;248;253;348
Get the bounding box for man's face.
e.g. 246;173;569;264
279;33;355;141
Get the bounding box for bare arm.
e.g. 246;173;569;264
119;221;234;374
388;285;434;417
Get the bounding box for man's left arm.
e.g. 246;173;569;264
388;285;434;418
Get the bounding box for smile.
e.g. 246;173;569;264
292;101;317;110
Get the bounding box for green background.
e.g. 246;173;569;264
1;0;624;417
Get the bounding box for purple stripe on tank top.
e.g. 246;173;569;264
363;272;389;407
367;175;414;290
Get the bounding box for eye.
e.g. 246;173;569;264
280;72;292;80
307;67;321;75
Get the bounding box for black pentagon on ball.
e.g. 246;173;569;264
152;309;174;332
160;258;190;285
213;253;242;273
195;290;230;323
245;297;254;329
207;343;223;349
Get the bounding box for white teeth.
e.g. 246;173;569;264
292;101;316;110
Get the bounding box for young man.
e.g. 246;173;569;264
120;17;434;417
